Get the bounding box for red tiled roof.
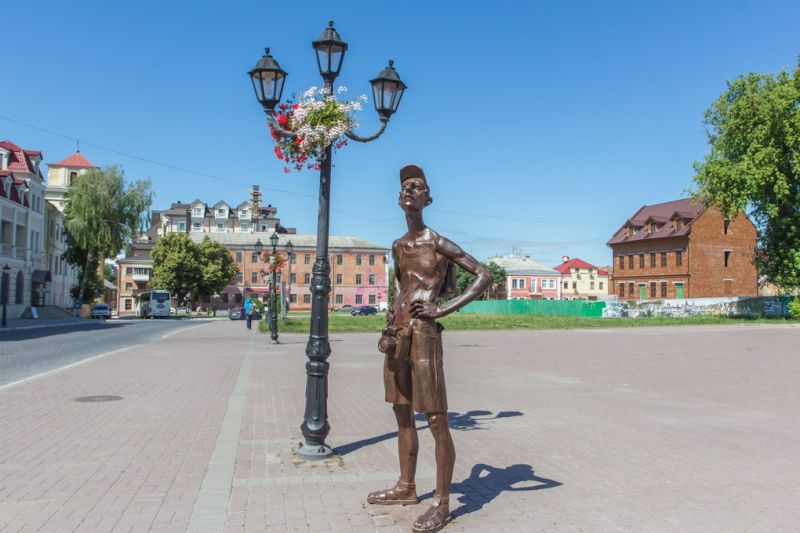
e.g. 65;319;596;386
607;198;705;246
553;258;609;276
0;140;36;173
50;151;97;168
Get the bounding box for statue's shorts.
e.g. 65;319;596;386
384;320;447;413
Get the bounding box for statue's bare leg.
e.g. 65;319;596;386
367;404;419;505
413;411;453;532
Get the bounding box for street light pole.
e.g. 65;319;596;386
269;231;280;344
1;265;10;328
285;240;294;320
249;21;406;460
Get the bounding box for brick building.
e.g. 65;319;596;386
607;198;758;300
488;254;561;300
553;256;609;301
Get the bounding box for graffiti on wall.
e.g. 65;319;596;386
602;296;794;318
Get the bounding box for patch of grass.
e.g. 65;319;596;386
259;313;796;333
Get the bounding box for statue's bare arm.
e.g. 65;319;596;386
410;236;490;320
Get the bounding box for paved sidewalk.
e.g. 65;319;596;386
1;322;799;532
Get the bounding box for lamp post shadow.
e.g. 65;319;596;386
335;409;524;456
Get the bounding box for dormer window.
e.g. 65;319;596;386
216;208;227;218
192;207;204;216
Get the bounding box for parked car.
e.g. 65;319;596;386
176;306;190;315
229;307;244;320
351;305;378;316
91;303;110;319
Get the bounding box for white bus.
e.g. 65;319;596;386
135;290;172;318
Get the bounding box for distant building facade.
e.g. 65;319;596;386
1;140;50;316
607;198;758;300
553;256;609;301
488;254;561;300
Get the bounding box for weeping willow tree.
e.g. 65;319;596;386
63;165;152;302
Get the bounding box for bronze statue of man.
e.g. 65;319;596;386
368;164;490;533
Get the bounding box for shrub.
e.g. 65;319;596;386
789;298;800;320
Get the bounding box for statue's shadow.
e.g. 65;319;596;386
419;463;562;518
335;410;523;455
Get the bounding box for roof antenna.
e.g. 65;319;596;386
76;139;80;153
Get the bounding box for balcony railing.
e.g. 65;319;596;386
132;273;150;282
0;243;27;260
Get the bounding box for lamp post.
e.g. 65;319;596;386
249;21;406;460
1;264;10;328
268;232;280;344
285;240;294;318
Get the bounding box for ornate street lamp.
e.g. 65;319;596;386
285;240;294;317
249;21;406;461
1;264;10;328
269;231;280;344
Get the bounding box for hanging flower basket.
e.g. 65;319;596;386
260;251;287;273
269;86;367;172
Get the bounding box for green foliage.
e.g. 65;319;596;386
387;266;395;302
197;236;238;301
151;234;238;304
692;62;800;289
63;165;151;302
790;298;800;320
103;263;117;285
455;262;506;298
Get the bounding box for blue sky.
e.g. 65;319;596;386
3;0;798;268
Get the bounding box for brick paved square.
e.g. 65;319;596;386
1;321;799;531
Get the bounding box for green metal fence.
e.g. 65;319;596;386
461;299;607;317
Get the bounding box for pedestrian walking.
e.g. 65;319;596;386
245;298;253;330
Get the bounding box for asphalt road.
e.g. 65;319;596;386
0;318;216;387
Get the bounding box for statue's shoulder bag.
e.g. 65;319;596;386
378;314;412;361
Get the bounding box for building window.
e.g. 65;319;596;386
628;255;634;269
251;253;258;263
599;282;603;290
304;254;310;265
336;273;343;284
290;254;296;264
68;170;78;185
290;294;297;303
639;254;644;268
549;280;555;289
336;255;343;265
661;282;668;297
650;282;656;298
236;272;243;283
512;279;518;289
572;281;577;289
619;283;625;297
192;222;201;231
369;294;376;305
240;222;249;231
216;222;226;230
618;256;624;270
628;282;634;296
126;267;132;275
177;221;186;231
355;294;362;304
563;281;569;289
650;253;656;267
369;255;375;265
304;273;310;284
724;219;730;234
125;282;132;291
236;252;242;263
356;274;362;285
290;273;296;284
124;299;132;310
335;294;343;304
661;252;667;267
724;250;731;267
519;279;526;289
356;255;362;265
676;251;683;266
590;282;595;290
304;294;311;304
251;272;258;283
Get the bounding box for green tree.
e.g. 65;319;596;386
150;233;202;304
196;236;238;302
387;266;395;303
63;166;152;302
692;62;800;289
455;262;506;299
103;263;118;286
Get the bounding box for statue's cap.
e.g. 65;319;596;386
400;164;427;186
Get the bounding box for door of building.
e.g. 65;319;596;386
676;283;685;299
638;284;646;300
723;279;733;296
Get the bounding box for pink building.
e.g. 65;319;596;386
488;254;562;300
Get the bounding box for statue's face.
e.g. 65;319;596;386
399;177;431;212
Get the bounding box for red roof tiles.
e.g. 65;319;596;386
553;257;609;276
50;151;97;168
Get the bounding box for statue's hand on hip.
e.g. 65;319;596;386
410;299;442;319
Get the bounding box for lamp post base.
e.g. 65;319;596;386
297;442;333;461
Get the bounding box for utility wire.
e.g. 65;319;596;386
2;113;619;226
